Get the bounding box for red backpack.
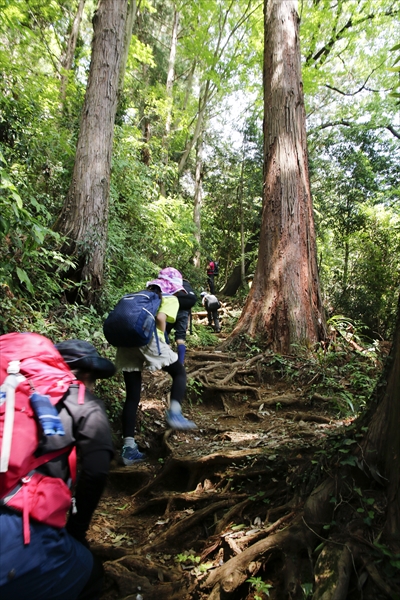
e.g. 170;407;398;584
0;332;83;543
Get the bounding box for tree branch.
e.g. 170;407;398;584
387;125;400;139
309;120;400;140
306;8;399;67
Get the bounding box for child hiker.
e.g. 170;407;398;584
116;267;197;466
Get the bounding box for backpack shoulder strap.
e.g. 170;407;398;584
0;363;26;473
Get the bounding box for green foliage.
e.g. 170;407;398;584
309;348;378;417
0;152;77;305
247;576;273;599
301;583;313;598
310;127;400;338
175;552;201;565
260;319;380;419
103;124;199;307
187;322;220;348
174;551;213;575
301;0;399;129
353;487;377;526
186;377;203;406
201;118;263;286
388;43;400;103
373;542;400;578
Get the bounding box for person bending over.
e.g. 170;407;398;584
116;267;197;466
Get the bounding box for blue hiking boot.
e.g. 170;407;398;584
121;445;146;466
165;410;198;430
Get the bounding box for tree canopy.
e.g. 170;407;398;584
0;0;398;331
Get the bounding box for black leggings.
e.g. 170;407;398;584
163;359;187;401
122;361;186;437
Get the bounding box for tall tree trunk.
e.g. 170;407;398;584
238;147;246;289
118;0;137;99
193;132;203;268
165;6;179;137
362;297;400;544
55;0;128;303
231;0;325;352
343;239;349;291
178;80;211;175
161;5;179;197
60;0;86;106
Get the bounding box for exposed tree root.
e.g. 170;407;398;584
103;558;188;600
128;450;264;501
292;411;332;424
91;545;190;600
248;393;302;409
143;498;236;552
97;443;400;600
189;352;234;362
361;554;400;597
200;478;337;597
203;516;307;595
128;492;247;517
187;354;265;401
214;498;253;535
194;375;262;401
313;543;353;599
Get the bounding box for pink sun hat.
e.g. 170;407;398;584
146;267;187;295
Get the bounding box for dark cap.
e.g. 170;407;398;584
55;339;116;379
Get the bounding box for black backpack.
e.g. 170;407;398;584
175;280;197;311
213;261;219;276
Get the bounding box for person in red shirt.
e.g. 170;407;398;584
206;258;217;294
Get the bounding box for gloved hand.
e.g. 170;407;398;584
30;392;65;436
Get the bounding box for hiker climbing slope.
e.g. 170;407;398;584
206;258;219;294
166;277;198;365
0;334;115;600
108;267;197;467
201;291;222;333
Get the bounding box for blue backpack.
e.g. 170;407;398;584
103;290;161;349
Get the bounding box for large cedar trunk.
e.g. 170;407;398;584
231;0;325;353
362;299;400;542
55;0;128;302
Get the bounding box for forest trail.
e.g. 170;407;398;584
91;344;351;600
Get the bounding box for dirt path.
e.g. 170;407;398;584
90;347;349;600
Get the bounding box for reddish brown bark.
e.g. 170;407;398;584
232;0;325;353
362;299;400;543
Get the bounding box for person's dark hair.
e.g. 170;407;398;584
74;370;97;385
147;284;162;299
